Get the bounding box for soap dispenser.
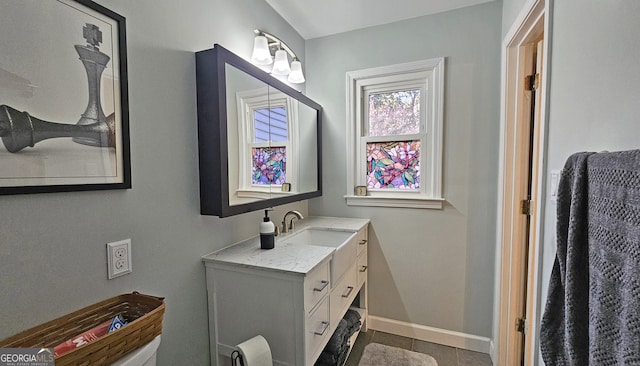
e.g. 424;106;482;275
260;209;275;249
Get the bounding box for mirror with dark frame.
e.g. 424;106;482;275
196;44;322;217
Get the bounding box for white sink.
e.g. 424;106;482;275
279;227;356;247
280;227;357;282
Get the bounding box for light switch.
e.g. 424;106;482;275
549;170;560;204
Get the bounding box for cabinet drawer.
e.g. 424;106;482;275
306;296;330;365
329;263;357;331
356;228;368;256
357;248;368;287
304;261;330;312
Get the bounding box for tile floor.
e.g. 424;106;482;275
344;330;493;366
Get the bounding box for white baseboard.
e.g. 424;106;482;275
367;315;492;354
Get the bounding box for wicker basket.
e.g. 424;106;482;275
0;292;165;366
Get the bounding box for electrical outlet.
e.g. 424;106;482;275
107;239;132;279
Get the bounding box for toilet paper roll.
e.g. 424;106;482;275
236;335;273;366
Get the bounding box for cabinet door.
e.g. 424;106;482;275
357;248;368;287
306;296;330;365
356;227;368;256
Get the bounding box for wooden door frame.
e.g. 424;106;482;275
494;0;552;365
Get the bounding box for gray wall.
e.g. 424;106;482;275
501;0;528;37
537;0;640;363
0;1;306;365
306;2;502;338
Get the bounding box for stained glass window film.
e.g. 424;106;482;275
254;106;288;142
368;89;420;137
366;141;420;189
252;147;286;185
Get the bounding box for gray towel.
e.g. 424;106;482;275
540;152;593;365
541;149;640;365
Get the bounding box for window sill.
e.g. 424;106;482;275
344;195;445;209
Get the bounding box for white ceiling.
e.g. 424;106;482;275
265;0;495;39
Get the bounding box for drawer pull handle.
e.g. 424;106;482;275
314;321;330;336
360;265;368;273
342;286;354;298
359;239;368;245
314;280;329;292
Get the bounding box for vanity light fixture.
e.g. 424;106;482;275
251;29;305;84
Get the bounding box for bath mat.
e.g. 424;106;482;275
357;343;438;366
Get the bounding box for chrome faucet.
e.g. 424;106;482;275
282;210;304;233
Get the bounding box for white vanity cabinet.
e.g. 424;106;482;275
202;217;369;366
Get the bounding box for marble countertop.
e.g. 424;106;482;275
202;216;370;275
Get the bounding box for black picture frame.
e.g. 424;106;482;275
0;0;130;195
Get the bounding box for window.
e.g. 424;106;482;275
236;87;298;199
346;58;444;208
251;106;288;186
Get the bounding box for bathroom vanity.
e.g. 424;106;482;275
202;217;369;366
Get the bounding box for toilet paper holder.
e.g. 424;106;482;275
231;350;246;366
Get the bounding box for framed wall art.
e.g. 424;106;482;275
0;0;130;194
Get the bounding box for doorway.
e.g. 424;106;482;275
496;0;550;365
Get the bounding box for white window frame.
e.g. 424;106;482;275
345;58;444;209
236;87;299;200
